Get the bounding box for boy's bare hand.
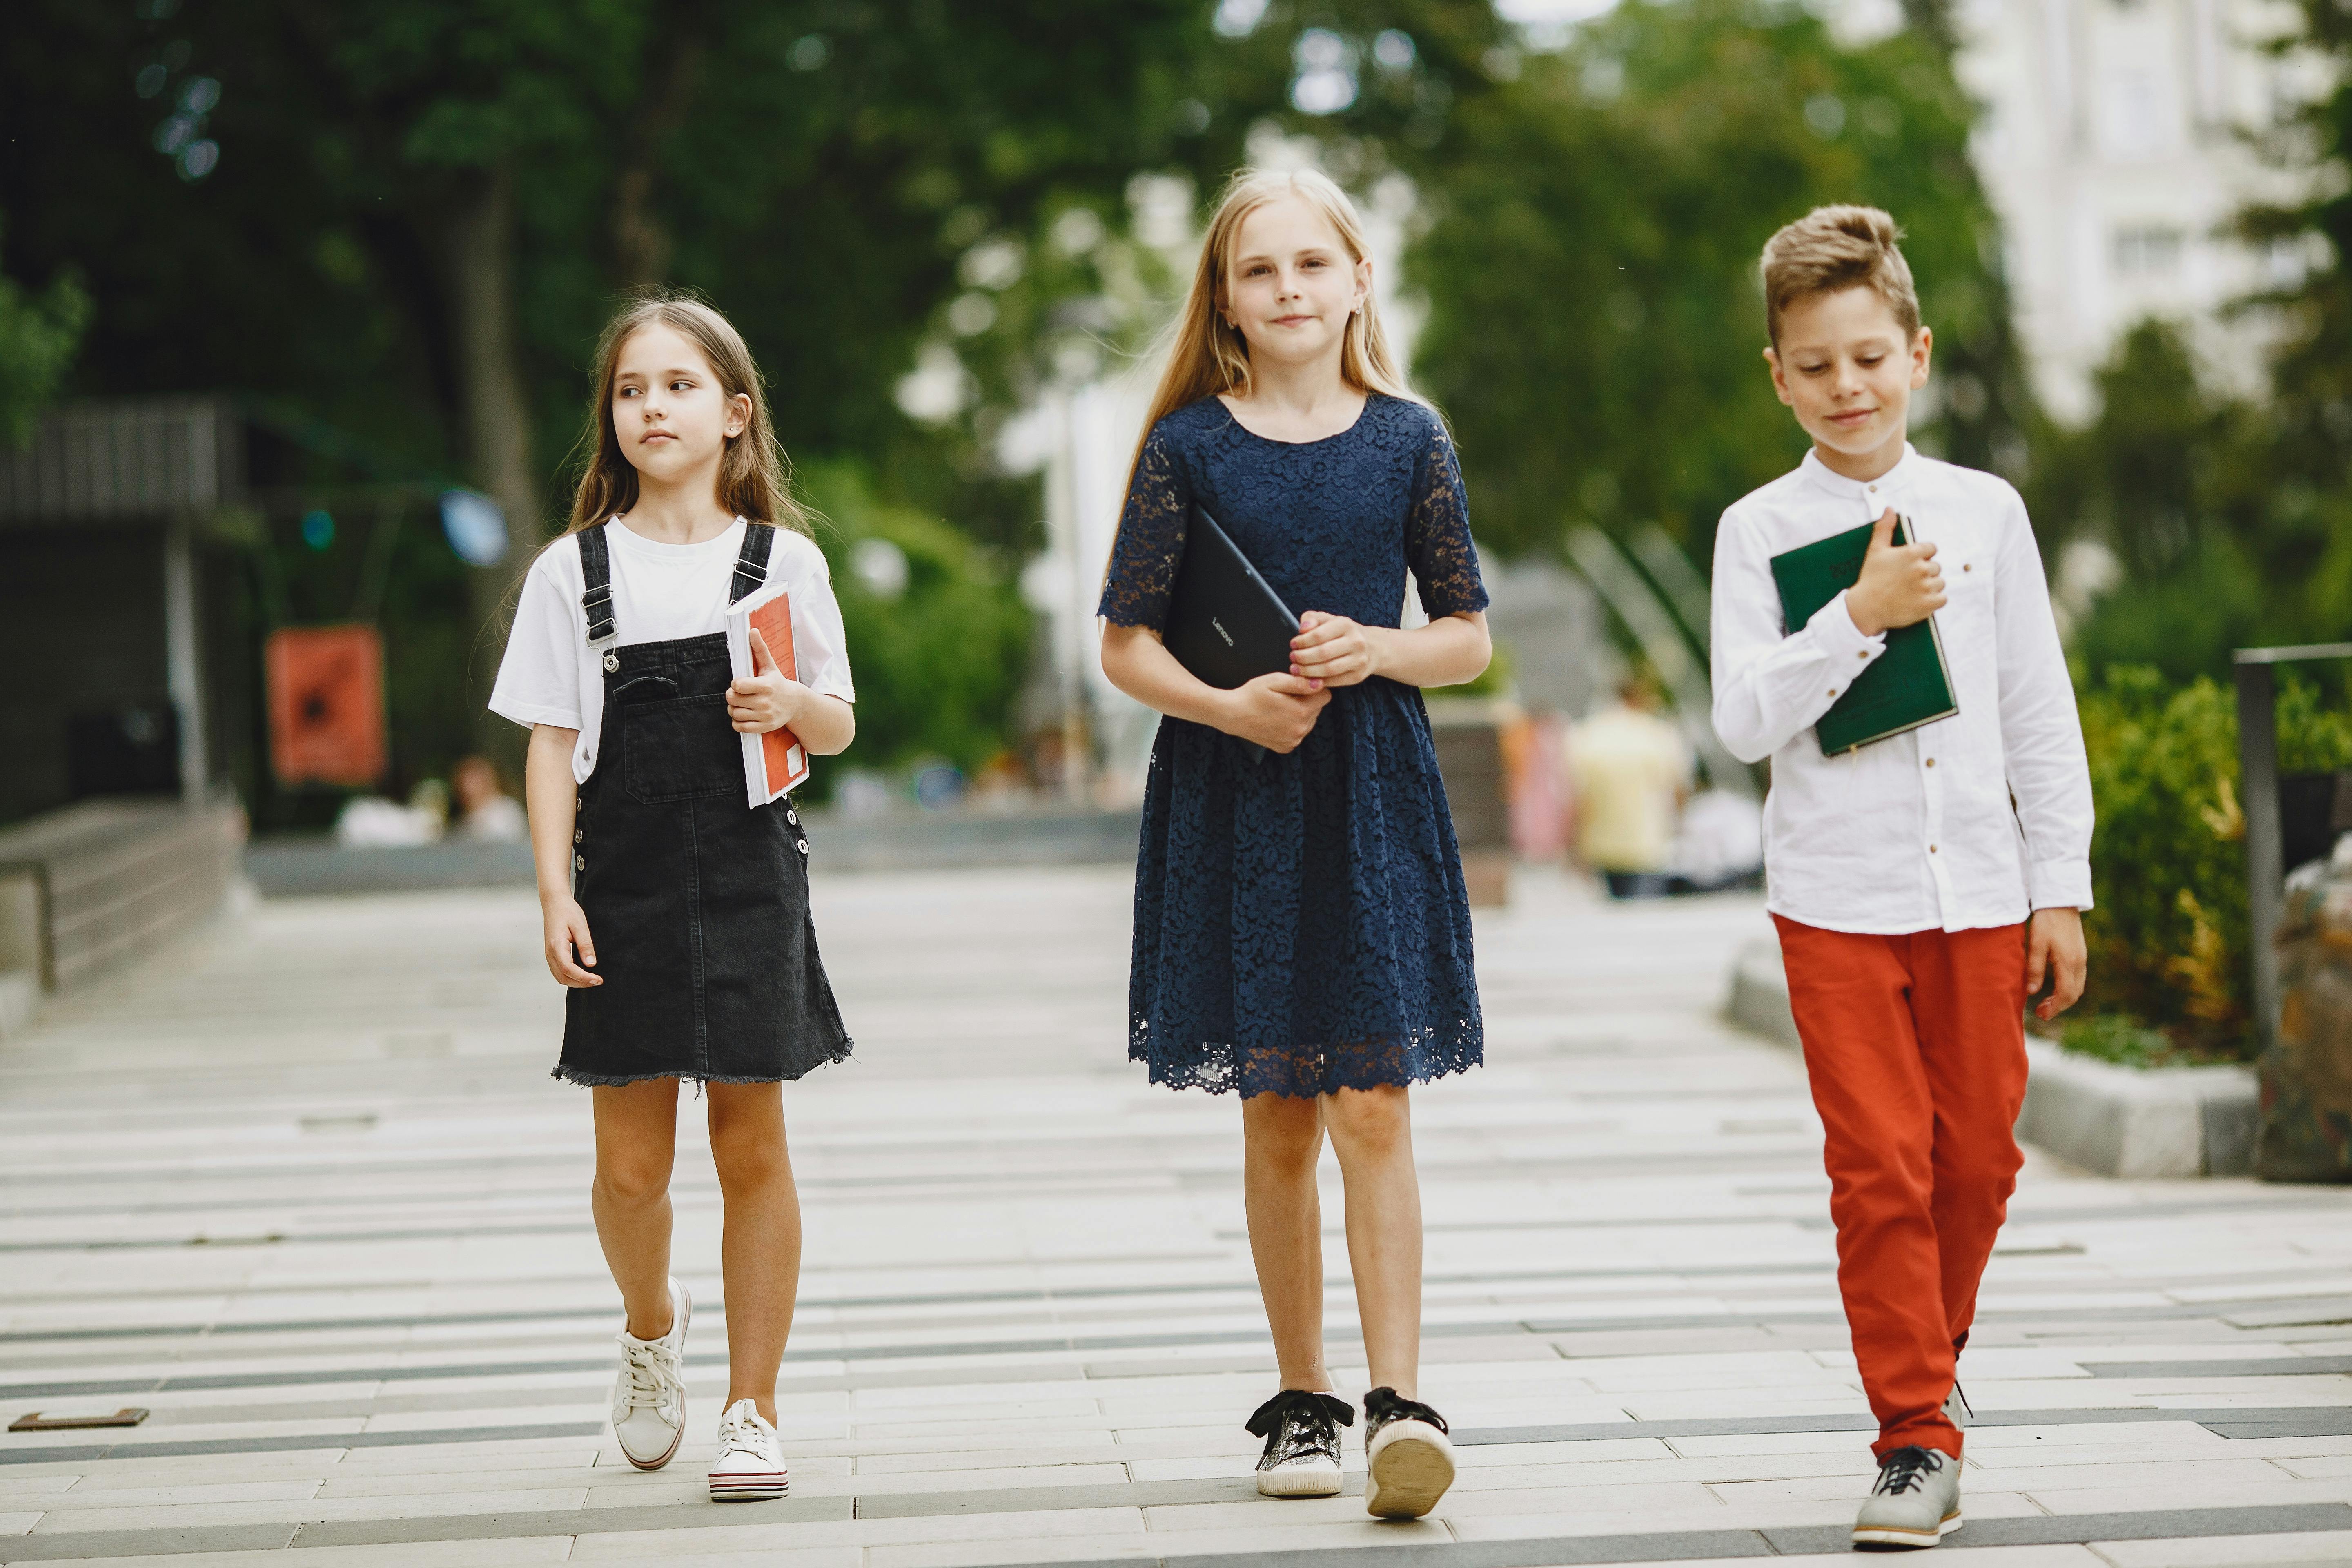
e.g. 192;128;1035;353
2026;906;2086;1022
543;896;601;987
1290;611;1377;687
1845;509;1945;635
728;629;805;734
1219;671;1331;753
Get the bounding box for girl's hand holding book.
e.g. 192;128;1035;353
1220;671;1331;753
727;628;808;735
1290;611;1376;688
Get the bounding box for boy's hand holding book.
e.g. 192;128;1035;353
1845;509;1946;636
727;629;813;735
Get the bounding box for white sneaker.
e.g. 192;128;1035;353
709;1397;790;1501
610;1277;690;1470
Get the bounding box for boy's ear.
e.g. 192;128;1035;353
1909;325;1934;390
1763;345;1795;408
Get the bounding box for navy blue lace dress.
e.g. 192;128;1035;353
1098;393;1489;1099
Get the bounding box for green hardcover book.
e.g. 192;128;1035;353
1768;513;1958;755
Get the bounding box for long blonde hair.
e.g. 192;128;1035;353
563;292;813;537
1129;168;1417;482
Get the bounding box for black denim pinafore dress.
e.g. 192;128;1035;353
556;521;853;1087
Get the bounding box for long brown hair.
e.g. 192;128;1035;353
1129;167;1419;483
563;292;813;537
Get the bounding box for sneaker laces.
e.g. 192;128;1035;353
715;1401;771;1459
1873;1445;1945;1496
617;1334;680;1412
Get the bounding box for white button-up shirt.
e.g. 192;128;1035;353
1708;446;2093;935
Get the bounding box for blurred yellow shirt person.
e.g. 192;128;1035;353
1570;678;1690;873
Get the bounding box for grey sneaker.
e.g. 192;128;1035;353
1363;1387;1456;1519
1246;1390;1350;1497
1853;1444;1962;1548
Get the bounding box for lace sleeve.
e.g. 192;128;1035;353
1096;421;1190;629
1407;417;1489;617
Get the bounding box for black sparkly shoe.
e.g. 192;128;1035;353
1363;1386;1456;1519
1247;1389;1352;1497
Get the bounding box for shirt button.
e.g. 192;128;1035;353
573;828;583;843
574;854;585;870
1925;758;1936;768
1828;688;1838;697
1858;650;1869;659
796;839;809;855
1929;844;1938;853
1963;562;1972;572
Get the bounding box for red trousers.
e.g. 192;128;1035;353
1774;916;2030;1459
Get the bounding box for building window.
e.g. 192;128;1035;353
2114;225;2185;277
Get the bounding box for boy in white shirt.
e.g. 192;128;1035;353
1709;206;2092;1550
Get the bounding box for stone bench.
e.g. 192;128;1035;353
0;797;245;1033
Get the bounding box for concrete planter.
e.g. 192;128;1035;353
1725;937;2258;1178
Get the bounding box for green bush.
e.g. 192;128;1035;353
2076;666;2352;1059
794;461;1032;787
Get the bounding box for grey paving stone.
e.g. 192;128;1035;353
0;1522;297;1561
0;1424;605;1468
2084;1355;2352;1379
286;1496;851;1549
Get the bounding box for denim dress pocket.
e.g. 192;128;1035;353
624;693;740;803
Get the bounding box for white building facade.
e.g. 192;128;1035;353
1944;0;2314;418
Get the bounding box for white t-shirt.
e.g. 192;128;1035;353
490;519;855;786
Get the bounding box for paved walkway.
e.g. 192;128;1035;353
5;865;2352;1567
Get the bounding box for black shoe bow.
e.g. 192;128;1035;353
1363;1385;1449;1436
1245;1388;1355;1437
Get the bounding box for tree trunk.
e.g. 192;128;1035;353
440;163;540;763
612;38;706;287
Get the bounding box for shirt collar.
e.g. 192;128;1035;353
1800;443;1920;504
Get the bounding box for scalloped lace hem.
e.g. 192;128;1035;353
1129;1025;1482;1100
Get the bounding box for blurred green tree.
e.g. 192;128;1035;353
0;0;1230;817
1404;0;2027;564
0;216;88;445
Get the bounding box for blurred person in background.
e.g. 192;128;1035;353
1570;673;1692;896
448;755;527;841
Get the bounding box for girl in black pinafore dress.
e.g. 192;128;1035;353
490;296;852;1505
1098;169;1491;1522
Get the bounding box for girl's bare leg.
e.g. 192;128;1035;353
706;1081;799;1425
1320;1084;1422;1398
591;1079;682;1339
1243;1091;1333;1391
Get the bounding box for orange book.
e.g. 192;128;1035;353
723;585;810;805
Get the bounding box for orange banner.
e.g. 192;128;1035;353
266;624;387;786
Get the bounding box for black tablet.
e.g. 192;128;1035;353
1160;505;1299;690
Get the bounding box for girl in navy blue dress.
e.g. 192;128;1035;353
1099;169;1490;1520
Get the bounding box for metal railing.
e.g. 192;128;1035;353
2234;642;2352;1058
